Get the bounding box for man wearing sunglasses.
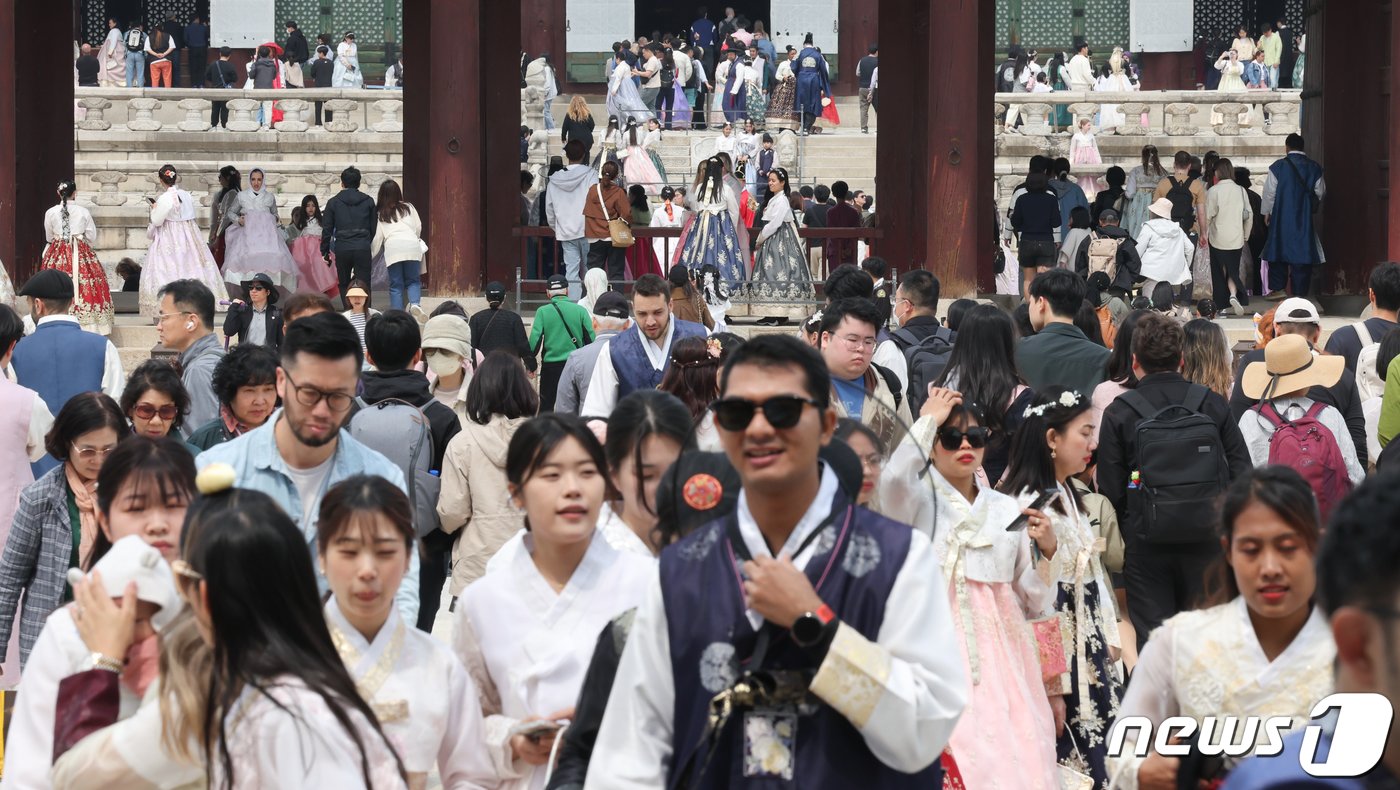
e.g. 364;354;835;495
196;311;419;623
154;280;224;439
589;334;966;788
819;297;911;451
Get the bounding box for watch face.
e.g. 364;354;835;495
792;613;821;646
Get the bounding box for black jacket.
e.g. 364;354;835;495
890;314;947;346
222;303;283;354
1098;372;1252;550
1010;191;1060;242
560;115;595;152
285;30;310;64
1229;347;1367;471
1073;225;1143;294
309;58;334;88
469;307;537;373
359;369;462;471
204;60;237;89
322;188;378;256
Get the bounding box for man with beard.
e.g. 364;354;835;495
196;311;419;621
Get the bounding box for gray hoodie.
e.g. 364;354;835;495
544;164;599;242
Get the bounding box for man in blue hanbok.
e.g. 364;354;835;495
1262;133;1326;300
793;33;831;135
586;334;967;788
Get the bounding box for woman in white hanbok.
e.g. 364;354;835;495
319;476;496;790
222;168;299;294
1107;466;1333;790
649;186;688;264
142;165;229;315
1095;48;1134;130
333;32;365;88
606;53;654;126
97;18;126;87
454;415;653;790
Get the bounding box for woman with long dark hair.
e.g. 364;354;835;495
143;165;230;315
370;178;426;313
582;160;633;280
659;336;721;447
625;184;662;278
749;166;813;306
676;156;746;285
288;194;340;298
936;303;1035;485
665;266;714;328
1108;466;1332;789
223;167;299;297
453;413;652;790
600;390;693;554
40;180;113;334
208;165;241;267
999;386;1123;788
621;118;663;196
1124;145;1166;238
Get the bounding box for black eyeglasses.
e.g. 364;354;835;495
937;426;991;451
283;371;355;413
713;396;823;431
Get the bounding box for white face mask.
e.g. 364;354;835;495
426;351;462;378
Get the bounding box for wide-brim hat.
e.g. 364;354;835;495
1241;333;1345;400
240;273;278;304
1147;197;1175;220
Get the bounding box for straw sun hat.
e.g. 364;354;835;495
1240;333;1345;401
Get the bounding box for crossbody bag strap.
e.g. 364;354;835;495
596;182;611;222
548;301;583;348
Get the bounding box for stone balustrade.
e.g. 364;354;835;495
73;87;403;134
996;90;1301;137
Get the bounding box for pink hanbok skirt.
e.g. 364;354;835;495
290;236;340;296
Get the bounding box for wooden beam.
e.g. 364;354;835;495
0;1;74;286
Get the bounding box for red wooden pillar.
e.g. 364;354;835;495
876;0;992;295
0;0;74;286
404;0;520;296
1390;0;1400;260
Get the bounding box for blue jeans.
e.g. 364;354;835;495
125;52;145;87
1267;65;1279;89
559;238;588;301
542;100;556;130
388;260;422;309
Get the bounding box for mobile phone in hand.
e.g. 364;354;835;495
1006;487;1059;531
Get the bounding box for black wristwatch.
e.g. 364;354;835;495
792;604;836;648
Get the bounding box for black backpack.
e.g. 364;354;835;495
1120;385;1229;544
1165;175;1198;232
893;327;953;415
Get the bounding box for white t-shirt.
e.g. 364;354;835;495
433;384;460;412
285;454;335;529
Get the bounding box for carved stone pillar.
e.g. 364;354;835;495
1068;102;1099;130
993;103;1006;136
1019;102;1054;135
324;99;359;132
226;99;261;132
1212;102;1248;135
127;97;163;131
371;99;403;132
176;98;210;131
1163;103;1200;135
1118;102;1150;135
91;171;128;205
76;97;112;130
1264;101;1299;135
275;99;311;132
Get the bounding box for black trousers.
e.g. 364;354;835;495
315;101;335;125
209;100;229;127
416;530;453;631
588;240;627;280
335;248;372;306
1208;245;1247;307
657;86;676;129
1123;544;1221;652
540;360;566;412
188;47;207;84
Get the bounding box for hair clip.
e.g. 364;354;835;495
1023;390;1081;419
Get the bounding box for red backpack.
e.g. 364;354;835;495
1258;402;1353;520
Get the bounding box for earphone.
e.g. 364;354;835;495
186;322;195;331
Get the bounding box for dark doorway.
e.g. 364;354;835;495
635;1;772;44
1254;0;1287;32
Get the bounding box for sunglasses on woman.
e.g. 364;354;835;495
133;402;179;421
936;426;991;451
713;396;822;431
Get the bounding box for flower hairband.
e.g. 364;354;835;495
1023;390;1081;419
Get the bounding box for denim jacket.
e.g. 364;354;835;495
196;413;419;622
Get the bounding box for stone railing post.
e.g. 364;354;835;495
371;99;403;132
126;97;163;131
275;99;311;132
1264;101;1299;135
362;172;389;195
1118;102;1150;135
76;97;113;131
1212;102;1248;135
197;173;222;207
177;98;211;131
91;171;128;206
324;99;360;132
226;98;261;132
993;103;1006;136
308;172;340;198
1019;102;1053;135
1163;102;1199;136
1068;102;1099;131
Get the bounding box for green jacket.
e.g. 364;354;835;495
530;296;595;364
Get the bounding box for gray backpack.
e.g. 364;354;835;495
348;398;442;538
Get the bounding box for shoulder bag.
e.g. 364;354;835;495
596;183;634;247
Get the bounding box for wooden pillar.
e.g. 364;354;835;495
522;0;564;64
0;0;74;285
405;0;520;296
1390;0;1400;260
876;0;992;295
834;0;878;95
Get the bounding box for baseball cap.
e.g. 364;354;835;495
1098;208;1121;223
593;291;630;319
546;273;569;291
486;281;507;303
1274;297;1320;325
18;269;74;300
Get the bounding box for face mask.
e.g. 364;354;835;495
427;352;462;378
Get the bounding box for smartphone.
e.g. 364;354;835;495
507;719;566;740
1006;487;1059;531
145;197;156;205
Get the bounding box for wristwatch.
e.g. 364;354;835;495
791;603;836;648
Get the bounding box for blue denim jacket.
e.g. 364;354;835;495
196;412;419;622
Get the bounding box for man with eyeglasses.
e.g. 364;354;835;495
818;297;911;451
196;311;419;623
588;333;966;788
154;279;225;438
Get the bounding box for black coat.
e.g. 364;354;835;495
1073;225;1143;294
560;114;595;153
469;307;536;373
285;30;310;64
222;303;284;354
308;58;335;88
321;188;378;256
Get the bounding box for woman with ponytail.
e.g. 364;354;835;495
748;166;813;307
675;156;745;285
143;164;229;316
41;180;113;334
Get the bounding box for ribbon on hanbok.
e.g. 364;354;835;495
932;474;994;685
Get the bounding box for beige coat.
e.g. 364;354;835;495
1206;180;1254;251
437;414;529;595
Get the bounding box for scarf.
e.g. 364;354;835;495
65;463;99;563
123;634;161;697
219;404;253;438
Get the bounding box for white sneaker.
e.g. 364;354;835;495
409;304;427;322
1229;296;1243;315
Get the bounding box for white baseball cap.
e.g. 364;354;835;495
1274;297;1321;325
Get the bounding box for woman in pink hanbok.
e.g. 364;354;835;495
288;194;341;297
882;390;1062;790
1070;118;1103;200
620;119;664;196
141;165;228;315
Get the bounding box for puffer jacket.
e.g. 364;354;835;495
437;414;530;594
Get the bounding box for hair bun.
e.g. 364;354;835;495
197;463;237;496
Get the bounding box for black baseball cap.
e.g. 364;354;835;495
486;281;506;303
18;269;74;300
593;291;630;319
546;273;569;291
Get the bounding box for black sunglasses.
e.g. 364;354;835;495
713;396;822;431
937;426;991;451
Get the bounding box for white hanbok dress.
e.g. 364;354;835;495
98;27;126;86
333;41;365;88
1107;597;1335;789
223;188;299;290
326;599;496;790
606;60;654;125
453;529;653;790
143;185;229;315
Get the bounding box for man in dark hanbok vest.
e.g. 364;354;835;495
793;33;831;135
587;334;967;788
1262;133;1326;300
